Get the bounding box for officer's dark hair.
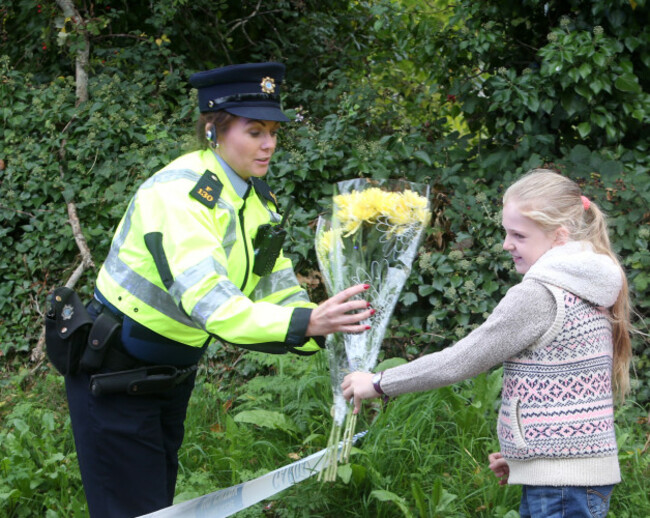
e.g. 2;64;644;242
196;110;237;149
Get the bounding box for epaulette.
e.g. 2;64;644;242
190;170;223;209
251;177;280;212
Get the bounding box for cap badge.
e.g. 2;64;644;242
260;77;276;94
61;304;74;320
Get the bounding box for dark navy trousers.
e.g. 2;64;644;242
65;369;196;517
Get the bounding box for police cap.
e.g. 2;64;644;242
189;62;289;122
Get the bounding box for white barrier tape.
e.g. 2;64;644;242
139;430;368;518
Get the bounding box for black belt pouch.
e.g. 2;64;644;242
45;287;93;376
89;365;188;396
79;310;122;372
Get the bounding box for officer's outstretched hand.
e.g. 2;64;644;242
306;284;373;337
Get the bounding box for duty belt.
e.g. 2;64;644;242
86;299;198;396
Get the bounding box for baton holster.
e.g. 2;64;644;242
45;287;94;375
89;364;197;396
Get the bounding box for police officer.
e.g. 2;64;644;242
64;62;372;517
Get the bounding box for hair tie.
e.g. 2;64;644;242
581;195;591;210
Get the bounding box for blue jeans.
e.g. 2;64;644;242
520;485;614;518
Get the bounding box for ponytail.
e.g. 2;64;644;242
582;199;631;401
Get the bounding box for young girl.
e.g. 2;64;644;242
342;169;632;518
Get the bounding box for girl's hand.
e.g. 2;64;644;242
341;372;378;414
488;452;510;486
306;284;373;337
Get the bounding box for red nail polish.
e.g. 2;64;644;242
364;325;371;330
370;309;376;315
367;302;372;308
363;284;370;289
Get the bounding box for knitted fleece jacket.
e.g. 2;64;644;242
380;241;623;486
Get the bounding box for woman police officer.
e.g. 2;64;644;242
63;62;372;517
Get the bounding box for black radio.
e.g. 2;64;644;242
253;197;294;277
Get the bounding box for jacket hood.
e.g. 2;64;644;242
524;241;622;308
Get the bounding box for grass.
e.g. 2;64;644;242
1;349;649;517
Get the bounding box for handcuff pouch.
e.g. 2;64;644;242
79;309;122;373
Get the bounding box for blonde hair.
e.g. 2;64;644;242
503;169;632;401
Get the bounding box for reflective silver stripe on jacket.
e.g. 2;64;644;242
102;251;199;328
251;268;310;304
169;256;229;304
191;279;243;327
276;290;311;306
102;168;233;328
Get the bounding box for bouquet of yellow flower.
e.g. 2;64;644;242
315;178;431;481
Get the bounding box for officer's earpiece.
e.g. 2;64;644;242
205;125;218;149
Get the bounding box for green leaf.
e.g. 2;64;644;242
593;52;607;67
370;490;414;518
633;273;648;292
541;99;555;114
337;463;353;483
413;150;432;166
576;83;592;99
401;291;418;306
376;357;408;371
62;186;75;203
431;477;443;506
577;122;591;138
589;79;604;95
233;410;297;433
599;160;623;177
605;124;618;141
411;480;428;517
348;463;367;485
614;73;641;93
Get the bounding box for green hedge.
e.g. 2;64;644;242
1;0;648;401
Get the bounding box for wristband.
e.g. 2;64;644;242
372;371;385;395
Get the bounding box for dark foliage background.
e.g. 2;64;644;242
1;0;649;515
2;0;647;388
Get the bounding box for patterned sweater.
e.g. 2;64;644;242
381;241;623;486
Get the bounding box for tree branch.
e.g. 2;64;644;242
34;1;95;364
56;0;89;104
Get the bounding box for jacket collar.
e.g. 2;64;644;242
211;150;250;199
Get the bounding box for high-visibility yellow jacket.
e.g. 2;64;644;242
96;149;321;355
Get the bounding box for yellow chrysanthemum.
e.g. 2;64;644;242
357;188;392;222
317;228;341;256
385;197;412;226
334;187;430;236
401;189;429;210
415;206;432;225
